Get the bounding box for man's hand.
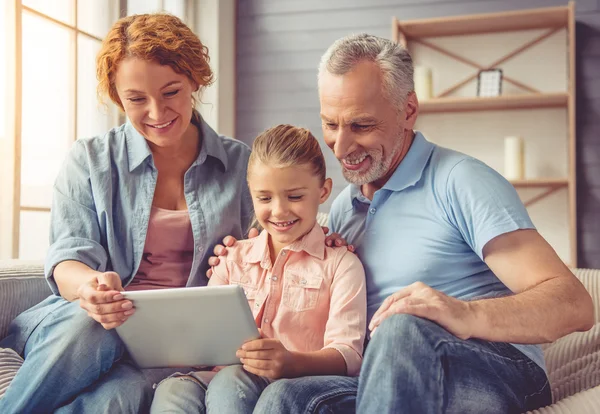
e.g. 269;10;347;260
76;271;134;330
369;282;475;340
236;337;295;379
323;227;354;252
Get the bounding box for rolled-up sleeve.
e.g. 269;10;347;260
323;249;367;376
45;140;108;295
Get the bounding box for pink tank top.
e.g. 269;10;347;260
126;206;194;291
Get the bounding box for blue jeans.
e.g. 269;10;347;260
151;365;273;413
0;296;155;413
255;314;552;414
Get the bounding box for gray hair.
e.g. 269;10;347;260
318;33;414;110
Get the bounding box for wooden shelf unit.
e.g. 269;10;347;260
393;3;577;266
419;93;568;114
510;178;569;188
395;6;569;39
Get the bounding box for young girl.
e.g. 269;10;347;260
151;125;367;413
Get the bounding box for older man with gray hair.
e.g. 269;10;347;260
247;33;594;413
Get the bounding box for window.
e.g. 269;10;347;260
2;0;191;260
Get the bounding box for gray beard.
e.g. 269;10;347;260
341;135;404;186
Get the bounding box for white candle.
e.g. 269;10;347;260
504;136;525;180
414;66;432;101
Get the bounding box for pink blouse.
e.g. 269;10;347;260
126;206;194;291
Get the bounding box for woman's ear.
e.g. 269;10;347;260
319;178;333;205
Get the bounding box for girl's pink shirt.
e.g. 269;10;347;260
209;222;367;376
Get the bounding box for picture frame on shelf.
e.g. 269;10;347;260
477;69;503;97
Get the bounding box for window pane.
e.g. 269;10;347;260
127;0;162;15
77;0;119;39
0;1;7;134
78;35;120;139
22;0;74;26
19;210;50;260
21;12;74;208
164;0;186;20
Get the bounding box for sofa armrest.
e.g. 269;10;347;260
527;385;600;414
0;260;51;340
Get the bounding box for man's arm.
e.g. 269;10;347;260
472;228;593;343
369;229;594;344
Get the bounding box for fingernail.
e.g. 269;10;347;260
336;240;342;245
121;302;133;310
113;294;124;301
124;309;135;316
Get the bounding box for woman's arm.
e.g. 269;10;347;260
54;260;103;301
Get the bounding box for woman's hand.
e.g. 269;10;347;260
206;228;260;278
76;271;134;330
236;336;295;380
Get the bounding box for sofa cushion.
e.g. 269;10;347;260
0;260;50;340
542;268;600;403
0;347;23;399
527;385;600;414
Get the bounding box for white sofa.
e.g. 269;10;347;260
1;260;599;412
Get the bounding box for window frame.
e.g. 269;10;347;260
2;0;194;259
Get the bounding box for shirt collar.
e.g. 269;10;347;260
349;131;434;204
125;111;229;172
245;222;326;269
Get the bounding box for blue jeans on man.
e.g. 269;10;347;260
255;314;551;413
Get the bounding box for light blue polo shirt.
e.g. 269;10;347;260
329;131;545;369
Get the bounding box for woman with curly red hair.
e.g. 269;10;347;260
0;14;253;413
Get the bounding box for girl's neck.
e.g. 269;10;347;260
268;237;285;264
266;222;316;264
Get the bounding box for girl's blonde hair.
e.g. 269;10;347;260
248;124;326;184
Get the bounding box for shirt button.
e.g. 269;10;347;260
255;303;260;308
198;247;203;252
264;319;269;324
281;251;287;256
301;279;307;285
369;207;376;214
271;276;278;281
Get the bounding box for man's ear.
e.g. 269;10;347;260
319;178;333;205
402;91;419;130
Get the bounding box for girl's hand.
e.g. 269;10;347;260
76;271;134;330
236;337;295;379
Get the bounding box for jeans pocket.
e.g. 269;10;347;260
524;378;551;411
483;341;537;365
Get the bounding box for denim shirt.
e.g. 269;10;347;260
44;115;253;294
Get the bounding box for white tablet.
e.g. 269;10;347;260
115;284;259;368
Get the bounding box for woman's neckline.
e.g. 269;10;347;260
151;205;189;213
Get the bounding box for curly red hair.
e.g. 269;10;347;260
96;13;213;110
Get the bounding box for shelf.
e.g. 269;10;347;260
419;93;568;114
510;178;569;188
398;5;568;38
